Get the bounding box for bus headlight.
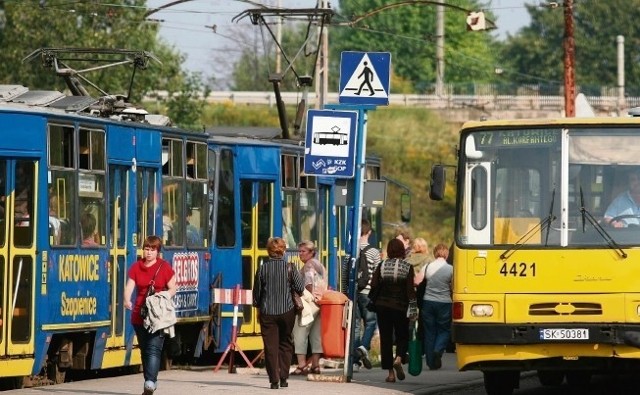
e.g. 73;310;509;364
471;304;494;317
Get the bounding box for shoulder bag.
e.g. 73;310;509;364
139;263;163;320
288;263;304;314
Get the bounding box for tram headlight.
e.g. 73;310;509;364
470;304;494;317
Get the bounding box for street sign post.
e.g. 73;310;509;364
303;109;358;178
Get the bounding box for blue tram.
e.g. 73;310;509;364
0;83;392;386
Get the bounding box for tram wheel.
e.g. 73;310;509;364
46;363;67;384
537;370;565;386
483;371;519;395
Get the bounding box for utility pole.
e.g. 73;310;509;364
617;35;625;115
435;1;445;97
563;0;576;117
315;0;329;108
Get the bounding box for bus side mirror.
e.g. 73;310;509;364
400;193;411;223
430;165;446;201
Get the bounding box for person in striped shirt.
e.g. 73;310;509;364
253;237;305;389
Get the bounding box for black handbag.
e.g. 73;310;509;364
139;264;162;319
288;263;304;314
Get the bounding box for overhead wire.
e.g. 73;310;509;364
8;0;557;85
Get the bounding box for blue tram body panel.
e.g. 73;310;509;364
235;145;280;177
135;127;162;164
0;113;47;152
44;250;111;323
106;125;136;162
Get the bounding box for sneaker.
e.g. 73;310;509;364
352;362;361;372
143;380;155;395
357;346;372;369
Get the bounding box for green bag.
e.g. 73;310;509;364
408;322;423;376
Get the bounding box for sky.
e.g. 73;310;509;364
147;0;532;85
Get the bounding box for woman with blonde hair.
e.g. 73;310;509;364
414;243;452;370
291;240;326;375
406;237;430;275
253;237;304;389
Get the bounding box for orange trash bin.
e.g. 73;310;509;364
317;290;349;358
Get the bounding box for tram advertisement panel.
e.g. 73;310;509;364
166;251;208;315
44;250;111;323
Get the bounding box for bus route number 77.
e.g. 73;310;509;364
500;262;536;277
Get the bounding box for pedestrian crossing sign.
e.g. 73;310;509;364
339;51;391;105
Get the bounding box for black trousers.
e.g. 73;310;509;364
376;305;409;370
259;308;296;383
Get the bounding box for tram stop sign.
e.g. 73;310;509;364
303;109;358;178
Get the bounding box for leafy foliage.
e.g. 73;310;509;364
331;0;500;93
0;0;185;103
499;0;640;95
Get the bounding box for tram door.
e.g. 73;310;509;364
106;164;131;350
0;159;36;358
239;180;274;336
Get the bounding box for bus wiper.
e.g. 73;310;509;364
544;188;556;246
579;187;627;259
500;191;556;260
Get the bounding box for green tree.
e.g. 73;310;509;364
331;0;500;93
499;1;640;95
0;0;185;103
166;71;210;130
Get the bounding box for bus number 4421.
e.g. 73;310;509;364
499;262;536;277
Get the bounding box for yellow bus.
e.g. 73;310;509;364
430;116;640;395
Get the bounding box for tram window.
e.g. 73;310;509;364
11;255;32;343
162;139;184;177
79;128;105;171
366;164;381;180
48;124;74;168
470;166;488;230
282;155;297;188
162;179;184;246
79;173;106;247
0;160;5;245
186;181;206;248
299;157;316;189
49;171;76;246
300;190;317;242
240;181;252;249
186;142;207;180
282;190;298;247
14;161;34;247
136;169;158;248
257;182;273;249
216;149;235;248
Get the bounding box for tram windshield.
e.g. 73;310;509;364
458;127;640;248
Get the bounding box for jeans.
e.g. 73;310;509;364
134;325;166;384
353;292;377;362
421;301;452;369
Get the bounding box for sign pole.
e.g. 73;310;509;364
326;103;375;381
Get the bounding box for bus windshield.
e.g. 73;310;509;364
458;127;640;248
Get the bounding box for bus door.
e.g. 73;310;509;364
0;159;36;358
239;179;274;337
106;164;133;349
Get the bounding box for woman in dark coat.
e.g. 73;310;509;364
370;238;417;382
253;237;304;389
